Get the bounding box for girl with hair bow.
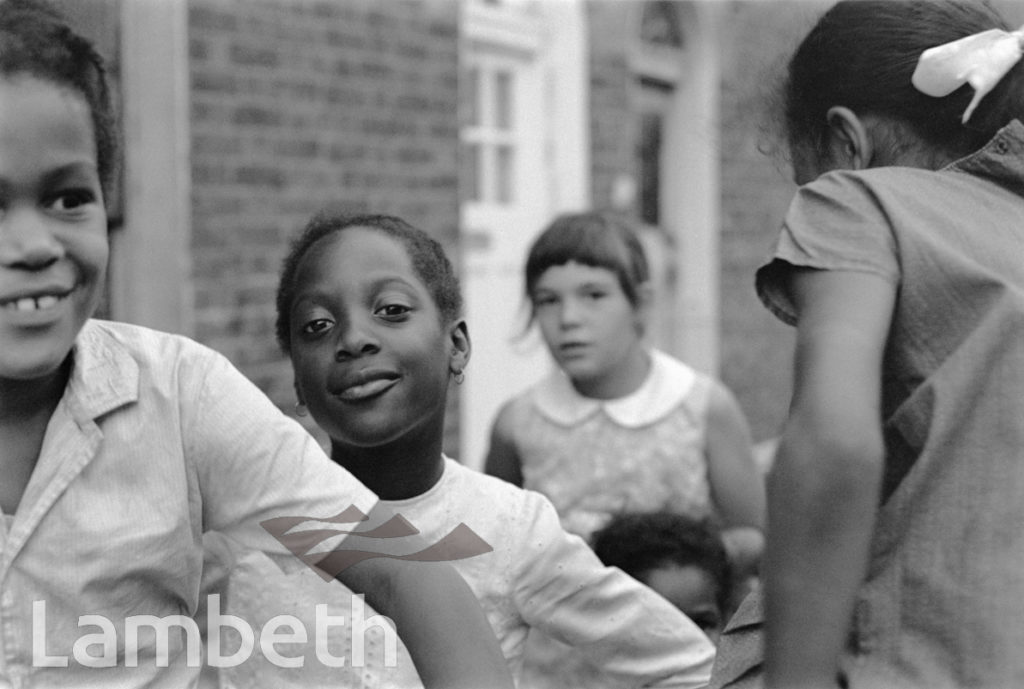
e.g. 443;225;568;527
708;1;1024;688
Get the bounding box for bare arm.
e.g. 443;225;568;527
704;381;766;575
338;556;513;689
483;402;524;487
764;268;893;689
705;380;765;530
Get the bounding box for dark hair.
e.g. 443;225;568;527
591;511;732;612
524;211;650;318
275;212;462;354
0;0;118;198
786;0;1024;163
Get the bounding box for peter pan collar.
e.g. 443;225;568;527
531;349;697;428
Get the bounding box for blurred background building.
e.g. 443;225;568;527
57;0;1024;469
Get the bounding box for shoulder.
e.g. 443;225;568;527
490;395;522;435
449;460;556;525
76;319;235;396
447;459;530;503
491;378;549;433
79;320;270;424
703;376;743;422
82;319;226;370
797;165;971;223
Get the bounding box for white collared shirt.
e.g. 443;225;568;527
0;320;377;688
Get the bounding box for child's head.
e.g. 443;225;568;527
275;212;468;449
591;512;731;643
0;0;117;198
784;0;1024;178
0;0;111;385
525;212;649;314
524;212;651;387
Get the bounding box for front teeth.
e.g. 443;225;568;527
6;295;63;312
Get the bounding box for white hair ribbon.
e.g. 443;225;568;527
911;25;1024;124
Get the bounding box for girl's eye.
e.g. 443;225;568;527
583;290;607;301
46;189;97;213
301;318;333;335
532;295;558;308
377;303;411;319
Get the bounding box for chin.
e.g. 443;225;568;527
0;346;72;382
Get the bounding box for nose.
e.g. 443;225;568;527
0;206;65;269
558;296;584;328
334;315;381;361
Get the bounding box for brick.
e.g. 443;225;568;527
230;42;280;68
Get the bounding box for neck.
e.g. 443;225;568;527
573;346;651;400
0;359;70;424
330;427;446;501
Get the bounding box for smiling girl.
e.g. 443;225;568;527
0;2;513;687
210;212;717;688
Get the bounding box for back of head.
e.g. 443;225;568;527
0;0;118;197
786;0;1024;162
591;511;731;609
524;211;650;308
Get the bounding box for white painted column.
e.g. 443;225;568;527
113;0;193;335
661;2;723;374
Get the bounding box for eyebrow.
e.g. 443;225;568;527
292;275;420;304
42;161;100;186
366;275;421;294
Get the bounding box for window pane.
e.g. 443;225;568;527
495;70;513;130
461;142;481;202
462;66;480;128
640;0;684;48
637;111;661;225
496;144;514;204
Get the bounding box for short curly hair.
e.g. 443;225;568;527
591;511;732;611
275;212;462;355
0;0;118;199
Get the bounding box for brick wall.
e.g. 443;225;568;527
717;0;829;441
187;0;462;446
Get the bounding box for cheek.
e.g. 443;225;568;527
290;353;323;395
78;232;110;279
534;309;559;335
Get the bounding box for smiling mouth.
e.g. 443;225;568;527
0;293;68;313
336;377;398;402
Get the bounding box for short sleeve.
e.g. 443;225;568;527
756;172;901;325
183;347;378;571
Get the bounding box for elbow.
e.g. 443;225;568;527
771;420;885;510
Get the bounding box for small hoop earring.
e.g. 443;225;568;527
295;401;308;417
452;369;465;385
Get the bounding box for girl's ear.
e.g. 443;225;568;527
634;282;655;337
825;106;873;170
448;319;471;374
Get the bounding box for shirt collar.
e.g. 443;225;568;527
531;349;696;428
946;119;1024;190
64;320;140;424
